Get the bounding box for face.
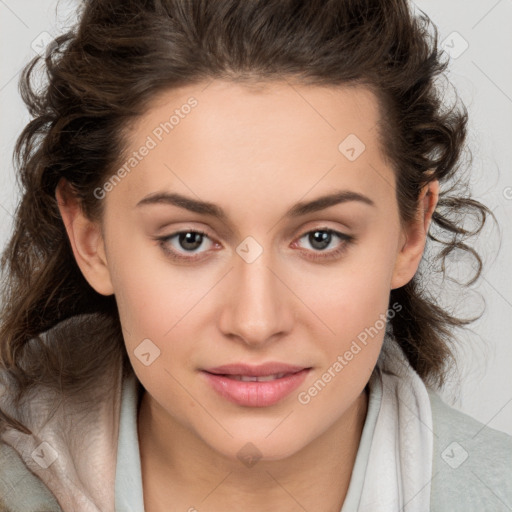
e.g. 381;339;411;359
58;79;435;462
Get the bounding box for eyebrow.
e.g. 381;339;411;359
136;189;375;221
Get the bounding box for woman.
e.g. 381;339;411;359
0;1;510;511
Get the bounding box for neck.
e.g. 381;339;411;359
137;387;369;512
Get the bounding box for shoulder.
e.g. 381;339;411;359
0;439;62;512
427;388;512;511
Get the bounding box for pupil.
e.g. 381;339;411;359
310;230;330;250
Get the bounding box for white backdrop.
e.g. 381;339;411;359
1;0;511;435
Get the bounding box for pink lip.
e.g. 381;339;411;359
201;363;311;407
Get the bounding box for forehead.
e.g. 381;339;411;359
113;79;394;214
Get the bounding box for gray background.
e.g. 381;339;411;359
1;0;511;435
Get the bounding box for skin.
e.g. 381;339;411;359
56;79;439;512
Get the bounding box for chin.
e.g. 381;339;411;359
205;430;311;466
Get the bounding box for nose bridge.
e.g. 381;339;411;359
219;246;292;346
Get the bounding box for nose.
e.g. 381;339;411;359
218;253;295;348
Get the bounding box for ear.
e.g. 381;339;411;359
55;178;114;296
390;179;439;290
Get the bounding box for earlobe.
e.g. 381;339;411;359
55;178;114;296
390;179;439;290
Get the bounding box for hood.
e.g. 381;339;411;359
0;313;127;512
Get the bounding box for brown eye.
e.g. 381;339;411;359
175;231;206;251
157;229;215;261
294;228;354;261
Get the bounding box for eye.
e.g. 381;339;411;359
155;226;354;263
293;227;354;261
156;229;217;261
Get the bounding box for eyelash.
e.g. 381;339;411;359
155;227;354;263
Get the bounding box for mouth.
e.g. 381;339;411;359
216;373;292;382
201;363;311;407
204;362;309;377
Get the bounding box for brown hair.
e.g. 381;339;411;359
0;0;493;435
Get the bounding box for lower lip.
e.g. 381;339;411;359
202;369;310;407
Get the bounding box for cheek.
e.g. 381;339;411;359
302;236;399;395
105;224;198;333
310;244;397;337
313;279;389;385
109;258;198;401
106;234;219;386
296;254;396;418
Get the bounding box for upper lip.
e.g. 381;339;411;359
203;363;309;377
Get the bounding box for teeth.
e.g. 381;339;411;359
228;373;287;382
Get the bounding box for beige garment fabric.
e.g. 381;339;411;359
0;314;124;512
